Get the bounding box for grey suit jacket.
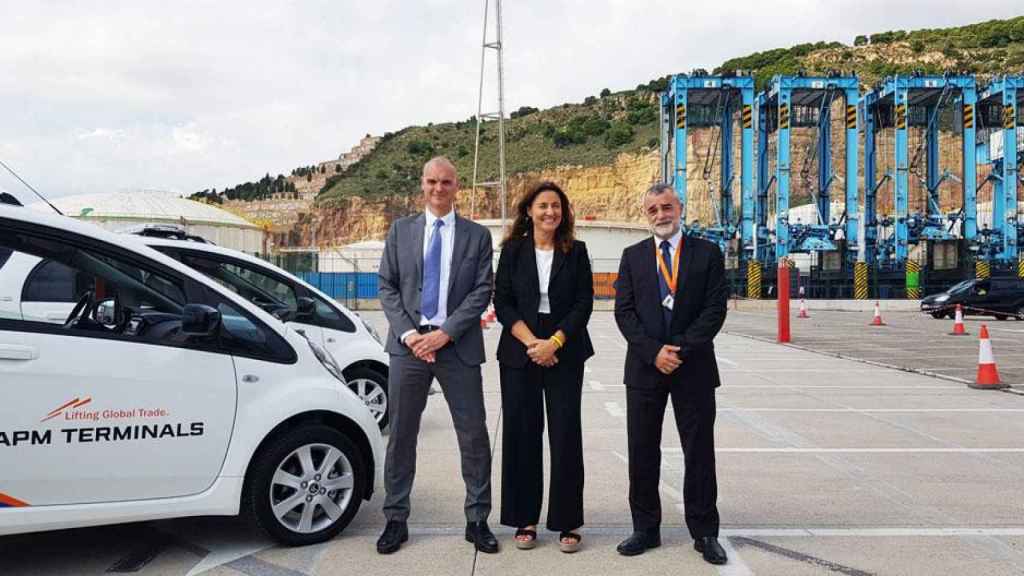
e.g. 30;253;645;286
378;212;494;366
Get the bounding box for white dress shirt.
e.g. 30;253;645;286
654;229;683;278
536;248;554;314
402;209;456;345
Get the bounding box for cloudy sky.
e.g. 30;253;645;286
1;1;1020;202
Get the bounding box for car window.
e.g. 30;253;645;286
198;288;296;363
223;262;298;310
311;294;356;333
1;225;296;363
174;252;298;317
0;247;11;270
22;259;95;303
992;279;1023;292
1;228;184;327
948;280;973;294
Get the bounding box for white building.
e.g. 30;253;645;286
32;190;265;254
317;240;385;273
478;218;651;273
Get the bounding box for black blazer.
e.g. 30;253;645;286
494;236;595;368
613;234;728;390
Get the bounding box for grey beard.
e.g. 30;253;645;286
653;223;678;239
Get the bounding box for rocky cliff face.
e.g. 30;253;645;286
294;132;985;248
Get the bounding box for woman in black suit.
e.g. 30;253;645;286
494;181;594;553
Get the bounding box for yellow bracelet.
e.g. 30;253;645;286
550;335;565;348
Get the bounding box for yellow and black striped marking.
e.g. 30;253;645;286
854;261;869;300
846;104;857;129
742;104;753;129
747;260;762;299
905;260;921;300
896;103;907;130
1004;106;1016;130
976;259;991;280
962;103;974;129
1018;257;1024;279
675;103;686;129
779;103;790;129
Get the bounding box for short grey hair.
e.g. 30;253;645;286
645;183;675;198
423;156;457;175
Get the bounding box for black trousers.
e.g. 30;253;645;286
626;376;719;539
499;314;585;532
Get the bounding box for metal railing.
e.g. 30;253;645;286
259;252;992;310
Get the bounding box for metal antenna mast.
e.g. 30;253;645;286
470;0;507;225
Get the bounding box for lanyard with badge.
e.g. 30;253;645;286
657;239;681;311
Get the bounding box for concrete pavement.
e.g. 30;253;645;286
3;311;1024;575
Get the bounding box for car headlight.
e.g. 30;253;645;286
304;335;347;385
935;294;949;303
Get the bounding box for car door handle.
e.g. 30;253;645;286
326;337;336;343
242;374;260;383
0;344;39;360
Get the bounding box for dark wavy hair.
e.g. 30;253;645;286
501;181;575;253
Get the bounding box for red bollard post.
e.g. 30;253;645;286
777;261;791;343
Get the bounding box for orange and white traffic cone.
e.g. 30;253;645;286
869;301;886;326
970;324;1007;389
798;299;810;319
949;304;968;336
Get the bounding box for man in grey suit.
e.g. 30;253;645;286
376;156;498;554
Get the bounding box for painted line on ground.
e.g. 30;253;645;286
718;408;1024;413
586;384;965;390
603;401;624;418
664;447;1024;454
721;369;892;373
722;528;1024;537
723;330;1018;391
716;356;739;367
612;450;682;502
718;537;756;576
338;526;1024;538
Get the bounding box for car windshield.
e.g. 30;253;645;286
947;280;974;294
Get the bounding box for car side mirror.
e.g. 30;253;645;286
182;304;221;336
94;298;119;325
295;297;316;321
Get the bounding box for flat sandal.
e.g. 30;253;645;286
514;527;537;550
559;531;581;553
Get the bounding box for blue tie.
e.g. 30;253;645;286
421;218;444;320
659;240;674;330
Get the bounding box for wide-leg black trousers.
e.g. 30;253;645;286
499;314;585;532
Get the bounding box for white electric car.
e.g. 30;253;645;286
0;205;383;546
123;226;390;429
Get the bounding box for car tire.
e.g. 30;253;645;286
995;314;1008;321
243;425;366;546
931;311;945;319
345;367;389;430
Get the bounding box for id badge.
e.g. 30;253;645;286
662;294;675;311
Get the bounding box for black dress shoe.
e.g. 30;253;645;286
694;536;727;565
376;520;409;554
465;521;500;553
616;530;661;556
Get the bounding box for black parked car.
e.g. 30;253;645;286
920;277;1024;320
